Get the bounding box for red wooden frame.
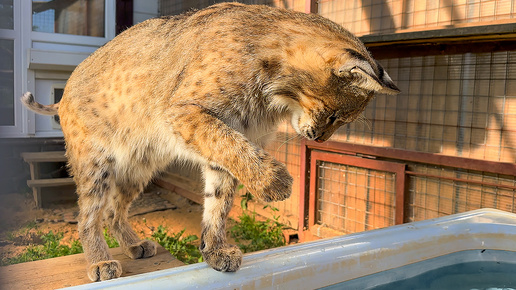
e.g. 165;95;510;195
302;140;516;176
307;151;407;227
299;139;516;239
301;148;407;236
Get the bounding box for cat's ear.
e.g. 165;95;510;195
336;59;400;95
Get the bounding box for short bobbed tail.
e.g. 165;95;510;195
21;92;59;116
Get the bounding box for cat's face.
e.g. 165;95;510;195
270;48;400;143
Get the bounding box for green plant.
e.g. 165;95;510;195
239;188;253;211
103;228;120;248
24;220;38;231
0;228;122;266
151;226;203;264
230;194;286;253
5;231;16;242
1;231;83;266
4;221;38;242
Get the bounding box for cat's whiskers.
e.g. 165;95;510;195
271;134;303;153
356;114;372;130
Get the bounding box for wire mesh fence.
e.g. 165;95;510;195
408;164;516;221
160;0;304;16
319;0;516;36
316;160;396;234
332;50;516;164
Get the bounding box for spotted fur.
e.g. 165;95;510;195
21;3;399;281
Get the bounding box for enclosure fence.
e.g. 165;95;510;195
301;140;516;236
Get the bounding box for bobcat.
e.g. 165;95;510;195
22;2;399;281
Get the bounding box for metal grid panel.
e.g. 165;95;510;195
332;50;516;164
160;0;304;16
316;161;396;234
319;0;516;36
265;122;302;223
408;165;516;221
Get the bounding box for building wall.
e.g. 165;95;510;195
0;1;158;194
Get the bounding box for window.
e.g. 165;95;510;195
51;83;65;129
0;0;14;126
0;39;14;126
32;0;105;37
0;0;13;29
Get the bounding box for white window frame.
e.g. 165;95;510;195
0;0;115;138
30;0;116;53
50;81;66;130
0;2;23;137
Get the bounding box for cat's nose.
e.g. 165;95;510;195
314;134;328;143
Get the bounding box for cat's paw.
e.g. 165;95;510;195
123;240;157;259
87;260;122;282
202;244;243;272
257;160;293;202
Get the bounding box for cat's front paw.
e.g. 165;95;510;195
123;240;157;259
202;244;243;272
87;260;122;281
257;160;293;202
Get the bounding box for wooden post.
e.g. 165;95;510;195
305;0;317;14
28;162;41;208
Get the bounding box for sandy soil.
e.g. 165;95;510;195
0;185;210;263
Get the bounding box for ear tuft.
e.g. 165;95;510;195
337;59;400;95
349;64;385;92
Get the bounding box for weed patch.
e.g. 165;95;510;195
230;193;286;253
1;229;120;266
151;226;203;264
1;231;83;266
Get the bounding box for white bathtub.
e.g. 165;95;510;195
64;208;516;289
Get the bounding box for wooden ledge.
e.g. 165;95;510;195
27;178;74;188
20;151;67;163
0;245;184;290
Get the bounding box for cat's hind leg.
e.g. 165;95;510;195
200;165;243;272
75;168;123;281
105;181;157;260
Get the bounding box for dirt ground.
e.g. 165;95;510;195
0;184;211;263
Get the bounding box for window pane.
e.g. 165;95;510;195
32;0;105;37
53;87;64;125
0;0;14;29
0;39;14;126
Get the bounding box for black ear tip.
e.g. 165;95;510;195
388;83;401;93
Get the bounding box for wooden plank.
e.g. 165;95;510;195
20;151;67;163
154;173;204;205
29;162;42;208
361;22;516;46
27;178;74;188
160;172;203;193
0;245;184;290
305;140;516;177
